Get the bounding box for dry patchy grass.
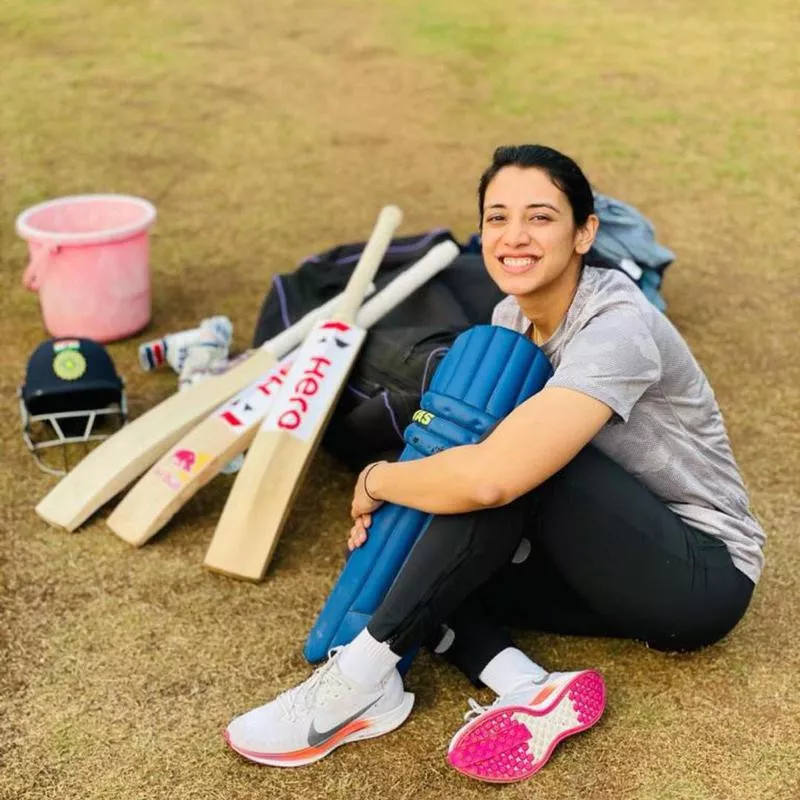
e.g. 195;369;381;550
1;1;799;798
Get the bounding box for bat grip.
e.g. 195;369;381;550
355;240;459;329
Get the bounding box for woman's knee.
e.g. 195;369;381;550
423;495;533;556
642;604;751;653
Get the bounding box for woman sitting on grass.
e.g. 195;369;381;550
223;144;764;783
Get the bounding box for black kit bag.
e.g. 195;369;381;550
252;231;504;470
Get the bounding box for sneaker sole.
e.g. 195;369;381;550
447;670;606;783
224;691;415;767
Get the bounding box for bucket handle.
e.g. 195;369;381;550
22;244;61;292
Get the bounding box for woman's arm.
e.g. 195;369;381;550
359;386;613;516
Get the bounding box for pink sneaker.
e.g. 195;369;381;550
447;670;606;783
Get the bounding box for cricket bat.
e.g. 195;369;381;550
203;205;409;581
107;240;459;547
35;272;361;532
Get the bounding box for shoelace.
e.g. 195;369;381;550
463;697;496;723
462;676;551;723
278;647;346;722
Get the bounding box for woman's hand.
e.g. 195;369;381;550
347;513;372;551
350;461;386;519
348;461;386;549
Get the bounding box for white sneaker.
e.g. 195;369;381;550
224;651;415;767
447;670;606;783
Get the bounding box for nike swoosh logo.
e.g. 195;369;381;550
307;697;382;748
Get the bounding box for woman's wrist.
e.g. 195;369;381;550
363;460;387;502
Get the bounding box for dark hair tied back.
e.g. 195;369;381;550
478;145;594;226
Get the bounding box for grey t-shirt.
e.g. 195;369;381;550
492;265;765;584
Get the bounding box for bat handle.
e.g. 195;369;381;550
334;205;403;324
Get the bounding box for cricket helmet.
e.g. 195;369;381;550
18;338;127;474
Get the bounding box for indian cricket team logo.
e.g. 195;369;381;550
52;347;87;381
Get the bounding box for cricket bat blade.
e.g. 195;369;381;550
203;205;406;579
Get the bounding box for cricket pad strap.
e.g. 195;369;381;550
304;325;553;665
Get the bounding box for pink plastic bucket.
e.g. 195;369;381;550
17;194;157;342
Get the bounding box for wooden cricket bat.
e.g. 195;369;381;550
35;275;354;532
203;205;408;581
105;289;374;547
107;240;458;547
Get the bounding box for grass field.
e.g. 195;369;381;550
1;1;799;798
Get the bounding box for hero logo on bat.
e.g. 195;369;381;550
263;320;364;441
274;355;332;430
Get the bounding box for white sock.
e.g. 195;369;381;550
478;647;548;696
336;629;402;688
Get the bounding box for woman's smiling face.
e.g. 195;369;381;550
480;166;594;300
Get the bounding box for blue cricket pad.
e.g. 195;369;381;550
304;325;553;665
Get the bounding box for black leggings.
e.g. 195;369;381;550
367;446;754;684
